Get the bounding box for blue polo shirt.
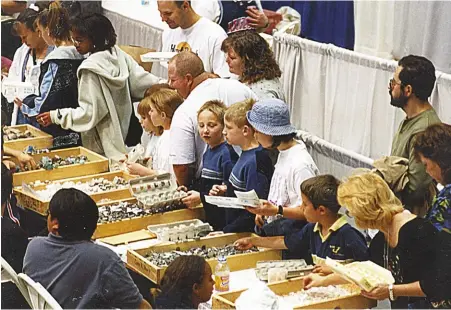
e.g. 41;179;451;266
284;216;369;264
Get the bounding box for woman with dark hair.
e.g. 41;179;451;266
37;13;161;159
17;2;84;148
3;6;53;126
221;30;285;100
155;255;214;309
414;123;451;234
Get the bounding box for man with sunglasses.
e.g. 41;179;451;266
389;55;441;216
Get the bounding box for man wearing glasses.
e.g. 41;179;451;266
389;55;441;217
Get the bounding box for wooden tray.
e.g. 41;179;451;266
3;125;53;151
11;147;109;187
127;233;282;284
93;199;205;239
14;171;136;216
212;278;376;309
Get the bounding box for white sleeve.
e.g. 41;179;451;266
192;0;220;23
292;166;317;203
169;110;196;165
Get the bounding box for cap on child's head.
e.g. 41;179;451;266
246;98;296;136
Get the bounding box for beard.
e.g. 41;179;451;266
389;90;409;108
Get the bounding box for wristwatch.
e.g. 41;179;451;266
277;205;284;216
388;284;396;301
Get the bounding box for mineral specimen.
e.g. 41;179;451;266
3;127;35;140
279;286;352;307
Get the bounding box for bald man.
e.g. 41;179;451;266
168;52;257;187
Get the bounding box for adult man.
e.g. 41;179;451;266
389;55;441;216
23;188;151;309
168;51;257;187
158;0;230;77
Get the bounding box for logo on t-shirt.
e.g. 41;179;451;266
170;42;192;53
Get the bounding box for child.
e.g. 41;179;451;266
20;2;84;148
245;98;319;238
234;175;369;265
213;98;273;233
127;89;183;179
181;100;239;231
155;255;214;309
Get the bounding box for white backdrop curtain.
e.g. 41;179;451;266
273;33;451;164
354;1;451;74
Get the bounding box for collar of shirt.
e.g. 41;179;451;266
313;215;348;243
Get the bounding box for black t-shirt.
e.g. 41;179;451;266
369;218;437;309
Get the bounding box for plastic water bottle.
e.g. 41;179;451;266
215;256;230;292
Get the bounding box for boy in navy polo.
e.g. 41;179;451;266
181;100;239;231
234;175;368;264
210;98;273;233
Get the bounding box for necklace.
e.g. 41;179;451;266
383;225;391;270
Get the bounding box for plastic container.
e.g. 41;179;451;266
215;256;230;292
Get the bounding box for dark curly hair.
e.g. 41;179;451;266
157;255;208;307
70;13;117;53
413;123;451;184
221;30;281;84
398;55;436;101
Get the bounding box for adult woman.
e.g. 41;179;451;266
304;172;445;308
19;2;83;148
5;7;53;126
413;123;451;233
37;13;160;159
155;255;214;309
221;30;285;100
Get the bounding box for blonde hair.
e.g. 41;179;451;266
337;172;404;230
149;89;183;120
137;97;163;136
224;98;255;128
197;100;227;126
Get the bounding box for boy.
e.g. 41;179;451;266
23;188;151;309
213;98;273;233
181;100;239;231
234;175;369;264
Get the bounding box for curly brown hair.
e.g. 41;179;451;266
221;30;281;84
413;123;451;184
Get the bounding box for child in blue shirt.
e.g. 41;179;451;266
211;98;273;233
234;175;369;264
181;100;239;231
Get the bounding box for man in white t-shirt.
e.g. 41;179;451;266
168;51;257;187
158;0;230;77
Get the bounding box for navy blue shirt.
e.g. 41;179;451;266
284;216;369;264
200;142;238;230
224;145;273;233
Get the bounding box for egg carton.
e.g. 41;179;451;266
148;219;213;242
129;173;187;210
255;259;314;281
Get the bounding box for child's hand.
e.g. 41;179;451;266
233;237;254;250
181;190;201;209
126;162;151;176
209;184;227;196
303;273;327;290
245;200;278;216
313;265;333;276
13;97;22;108
255;214;265;228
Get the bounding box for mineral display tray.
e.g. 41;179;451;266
3;125;53;151
14;171;136;216
212;278;376;309
11;147;109;187
127;233;282;285
93;199;205;239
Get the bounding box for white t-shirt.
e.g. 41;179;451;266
170;78;257;177
162;17;230;77
153;130;174;177
267;141;320;222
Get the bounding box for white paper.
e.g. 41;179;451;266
204;190;262;209
140;51;177;63
1;81;35;102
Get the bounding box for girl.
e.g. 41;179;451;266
37;13;161;159
19;2;83;148
127;89;183;178
245;98;319;239
5;6;53;126
221;30;285;100
155;256;214;309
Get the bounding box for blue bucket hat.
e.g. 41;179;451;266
246;98;296;136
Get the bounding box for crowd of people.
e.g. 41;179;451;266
1;0;451;309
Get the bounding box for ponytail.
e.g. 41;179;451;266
37;1;71;42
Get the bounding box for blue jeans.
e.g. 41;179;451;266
16;110;40;128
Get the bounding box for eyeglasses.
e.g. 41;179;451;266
389;78;402;89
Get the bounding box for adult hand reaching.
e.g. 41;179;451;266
233;237;254;250
181;190;201;209
36;112;52;127
246;6;269;29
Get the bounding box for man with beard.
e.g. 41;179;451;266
389;55;441;216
